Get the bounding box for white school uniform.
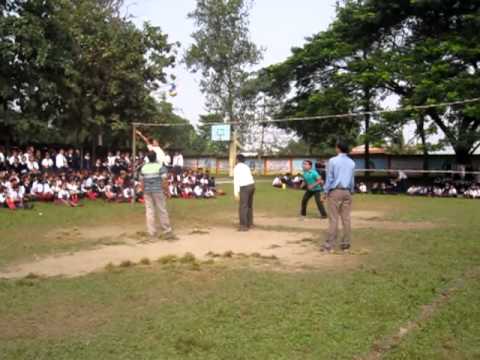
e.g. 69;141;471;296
56;154;68;169
42;158;54;169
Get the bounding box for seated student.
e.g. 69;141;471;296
104;181;117;201
134;181;144;204
6;182;26;209
41;180;55;201
193;184;204;198
96;180;107;198
208;175;216;188
471;187;477;198
0;148;5;171
380;182;387;194
118;183;134;203
10;157;23;174
66;179;80;204
292;174;303;189
358;182;368;193
282;173;293;188
204;186;216;199
448;185;458;197
272;176;283;188
181;184;193;199
407;185;418;195
21;176;33;201
432;186;442;197
80;177;95;200
55;184;78;207
421;186;430;196
168;181;179;198
200;175;209;187
0;186;6;208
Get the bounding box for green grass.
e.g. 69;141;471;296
0;184;479;359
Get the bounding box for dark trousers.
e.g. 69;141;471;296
239;184;255;229
301;190;327;217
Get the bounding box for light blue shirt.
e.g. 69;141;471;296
324;153;355;193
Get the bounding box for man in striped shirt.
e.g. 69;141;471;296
140;151;176;241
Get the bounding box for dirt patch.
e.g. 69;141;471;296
0;224;364;279
47;225;143;245
1;210;435;279
255;211;437;231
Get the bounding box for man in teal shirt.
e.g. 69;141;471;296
300;160;328;219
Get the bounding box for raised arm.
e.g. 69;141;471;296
135;130;151;146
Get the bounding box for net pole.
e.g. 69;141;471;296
228;129;237;177
131;123;137;206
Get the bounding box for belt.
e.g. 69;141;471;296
330;187;350;192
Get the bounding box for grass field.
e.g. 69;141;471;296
0;184;479;359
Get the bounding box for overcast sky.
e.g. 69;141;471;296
124;0;338;124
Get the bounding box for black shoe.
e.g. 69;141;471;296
238;227;249;232
340;244;351;251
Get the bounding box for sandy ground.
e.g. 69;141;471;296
0;211;434;279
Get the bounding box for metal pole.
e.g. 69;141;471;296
131;123;137;205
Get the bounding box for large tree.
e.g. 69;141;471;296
185;0;262;174
1;0;177;153
262;0;480;166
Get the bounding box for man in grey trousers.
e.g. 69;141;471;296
323;140;356;252
233;154;255;232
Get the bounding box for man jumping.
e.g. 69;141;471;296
139;151;176;241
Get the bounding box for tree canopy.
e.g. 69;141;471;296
0;0;179;153
261;0;480;164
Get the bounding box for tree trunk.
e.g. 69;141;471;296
363;90;371;178
417;115;429;178
454;146;471;167
1;100;12;151
91;129;97;164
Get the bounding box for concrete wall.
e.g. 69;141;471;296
183;154;480;176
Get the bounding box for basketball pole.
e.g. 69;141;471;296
131;123;137;206
228;128;237;177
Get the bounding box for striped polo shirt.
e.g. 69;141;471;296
141;162;165;193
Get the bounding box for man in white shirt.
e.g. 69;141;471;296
164;153;172;168
172;151;184;168
55;149;68;170
233;154;255;231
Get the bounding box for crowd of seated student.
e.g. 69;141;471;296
406;182;480;198
357;179;480;199
272;173;304;189
0;145;212;210
166;171;217;199
0;169;141;209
